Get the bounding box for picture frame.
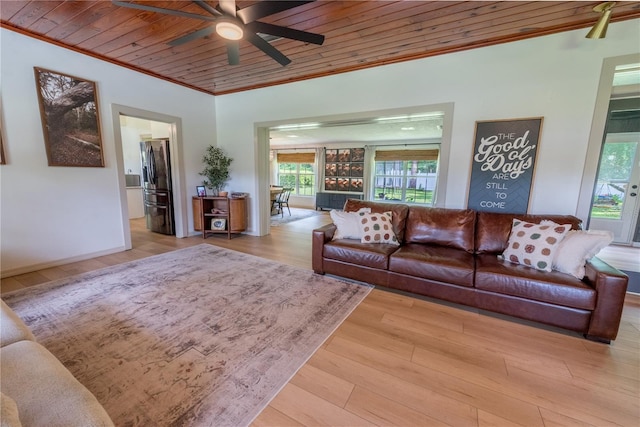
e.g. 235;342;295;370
196;185;206;197
467;117;543;214
324;148;366;193
34;67;104;167
211;218;226;230
0;122;5;165
0;97;6;165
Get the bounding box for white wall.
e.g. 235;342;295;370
0;29;216;276
215;19;640;235
2;20;639;275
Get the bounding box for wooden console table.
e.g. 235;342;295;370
192;196;247;239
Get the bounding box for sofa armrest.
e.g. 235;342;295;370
312;224;336;274
583;257;629;342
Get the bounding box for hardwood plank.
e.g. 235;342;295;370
251;406;303;427
345;385;450;427
477;409;532;427
308;348;479;427
332;320;415;361
538;407;599;427
506;365;639;426
325;336;545;426
266;383;372;426
289;364;354;408
0;276;26;294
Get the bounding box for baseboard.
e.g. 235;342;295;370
1;246;127;279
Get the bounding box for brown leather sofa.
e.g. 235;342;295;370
312;200;629;343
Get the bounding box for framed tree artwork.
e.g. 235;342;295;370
0;131;5;165
34;67;105;167
0;100;5;165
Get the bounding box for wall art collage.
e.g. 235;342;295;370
324;148;364;192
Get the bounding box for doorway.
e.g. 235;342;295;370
589;131;640;243
578;56;640;246
111;104;186;250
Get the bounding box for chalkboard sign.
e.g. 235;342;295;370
467;117;543;214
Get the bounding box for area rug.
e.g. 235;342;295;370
2;244;371;426
270;207;323;226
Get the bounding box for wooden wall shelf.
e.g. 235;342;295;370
192;196;247;239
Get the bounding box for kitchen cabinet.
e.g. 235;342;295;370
126;188;145;219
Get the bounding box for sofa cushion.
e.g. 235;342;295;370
0;340;114;427
1;300;36;347
502;219;570;272
389;244;475;287
475;254;597;310
1;392;22;427
344;199;410;242
475;212;582;254
359;212;399;245
405;206;475;252
323;239;399;270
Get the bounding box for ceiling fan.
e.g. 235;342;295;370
112;0;325;66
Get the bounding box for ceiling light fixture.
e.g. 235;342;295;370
585;2;616;39
216;17;244;41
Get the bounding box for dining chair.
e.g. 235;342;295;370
275;188;292;217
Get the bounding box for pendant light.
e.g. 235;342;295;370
586;2;616;39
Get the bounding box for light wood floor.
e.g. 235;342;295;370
2;214;639;426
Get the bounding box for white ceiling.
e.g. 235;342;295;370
269;113;445;147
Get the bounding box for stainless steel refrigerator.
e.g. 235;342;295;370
140;139;175;235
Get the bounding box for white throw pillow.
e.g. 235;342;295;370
359;211;399;245
502;219;570;272
552;230;614;279
330;207;371;240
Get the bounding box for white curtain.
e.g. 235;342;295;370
315;147;325;193
362;146;376;201
269;150;278;185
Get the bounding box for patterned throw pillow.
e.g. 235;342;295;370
359;212;399;245
502;219;570;272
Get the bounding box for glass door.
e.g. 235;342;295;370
589;134;640;243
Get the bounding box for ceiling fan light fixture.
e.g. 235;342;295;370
216;17;243;40
586;2;616;39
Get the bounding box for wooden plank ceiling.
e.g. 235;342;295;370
2;1;639;95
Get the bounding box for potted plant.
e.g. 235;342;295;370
200;145;233;196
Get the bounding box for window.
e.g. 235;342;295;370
277;152;316;196
373;149;439;205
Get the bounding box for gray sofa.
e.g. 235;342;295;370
0;300;113;427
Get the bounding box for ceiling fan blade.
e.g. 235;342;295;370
193;0;222;17
237;1;315;24
219;0;237;17
112;0;216;22
227;41;240;65
247;32;291;66
168;26;215;47
247;21;324;45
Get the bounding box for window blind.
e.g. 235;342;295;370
277;152;315;163
374;149;439;161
